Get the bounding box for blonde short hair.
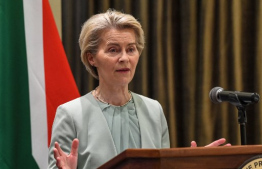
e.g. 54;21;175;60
79;9;145;79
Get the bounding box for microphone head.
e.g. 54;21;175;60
209;87;224;103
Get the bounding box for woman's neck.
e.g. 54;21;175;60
93;85;131;106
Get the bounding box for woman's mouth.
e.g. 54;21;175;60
116;68;130;72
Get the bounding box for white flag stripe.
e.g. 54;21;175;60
23;0;48;168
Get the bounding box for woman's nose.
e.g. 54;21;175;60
118;51;129;62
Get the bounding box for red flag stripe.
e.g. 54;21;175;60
42;0;80;145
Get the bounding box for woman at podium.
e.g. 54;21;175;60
48;9;230;169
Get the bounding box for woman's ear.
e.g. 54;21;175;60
87;53;95;67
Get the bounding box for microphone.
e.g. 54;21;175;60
209;87;260;105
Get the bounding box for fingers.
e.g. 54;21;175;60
53;139;79;158
190;141;197;147
224;143;232;146
56;157;65;169
205;138;231;147
205;138;225;147
53;139;79;169
191;138;231;147
55;141;64;156
54;143;65;169
54;142;62;160
54;148;59;160
70;139;79;156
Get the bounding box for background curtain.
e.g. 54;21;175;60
61;0;262;147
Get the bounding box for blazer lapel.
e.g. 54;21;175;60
132;93;156;148
85;93;118;155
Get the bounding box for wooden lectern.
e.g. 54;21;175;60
98;145;262;169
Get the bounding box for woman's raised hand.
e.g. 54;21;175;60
191;138;231;147
53;138;79;169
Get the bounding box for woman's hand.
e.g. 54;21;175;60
191;138;231;147
53;138;79;169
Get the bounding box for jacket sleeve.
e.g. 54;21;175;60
48;105;77;169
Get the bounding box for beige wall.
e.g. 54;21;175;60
49;0;62;38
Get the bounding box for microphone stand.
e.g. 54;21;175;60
236;105;247;145
230;94;249;145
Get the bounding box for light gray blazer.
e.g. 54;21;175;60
48;92;170;169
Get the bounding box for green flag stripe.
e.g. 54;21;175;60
0;1;38;168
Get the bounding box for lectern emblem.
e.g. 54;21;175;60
239;155;262;169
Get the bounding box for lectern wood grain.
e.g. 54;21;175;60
98;145;262;169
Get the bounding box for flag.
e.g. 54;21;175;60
0;0;80;168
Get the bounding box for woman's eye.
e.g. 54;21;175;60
109;48;117;53
127;47;135;53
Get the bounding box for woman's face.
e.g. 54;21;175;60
88;28;140;87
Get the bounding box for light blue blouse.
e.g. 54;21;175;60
96;98;141;154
